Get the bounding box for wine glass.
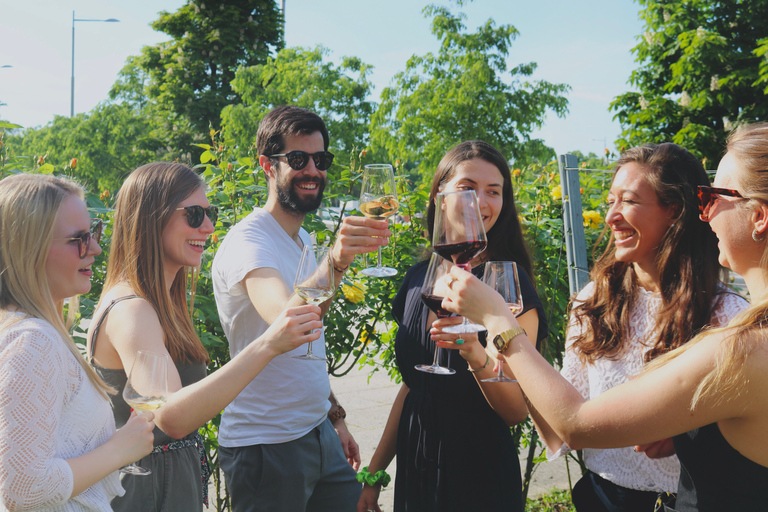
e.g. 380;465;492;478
292;244;334;361
359;163;399;277
415;253;456;375
481;261;523;383
121;350;169;475
432;189;487;333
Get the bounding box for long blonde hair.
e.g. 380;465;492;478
0;173;112;398
103;162;209;364
648;123;768;408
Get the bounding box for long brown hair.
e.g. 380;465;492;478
426;140;534;282
103;162;209;364
650;122;768;408
571;143;725;364
0;173;112;397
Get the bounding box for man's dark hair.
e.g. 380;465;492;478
256;106;329;160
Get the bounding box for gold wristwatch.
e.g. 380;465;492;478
492;327;527;354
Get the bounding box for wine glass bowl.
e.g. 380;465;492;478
433;189;487;333
292;244;334;361
359;164;399;277
121;350;169;475
481;261;523;383
415;253;456;375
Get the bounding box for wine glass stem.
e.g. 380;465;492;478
305;341;314;357
497;358;506;380
431;346;442;367
376;246;383;268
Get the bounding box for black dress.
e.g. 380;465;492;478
671;422;768;511
392;260;548;512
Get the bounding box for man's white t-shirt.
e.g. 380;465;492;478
212;207;331;447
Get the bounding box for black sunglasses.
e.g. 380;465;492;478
266;150;335;171
696;185;750;221
176;205;218;228
58;218;103;259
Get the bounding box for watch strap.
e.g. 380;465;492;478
494;326;527;354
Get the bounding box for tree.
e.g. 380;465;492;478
610;0;768;163
369;4;569;178
220;46;374;161
130;0;284;135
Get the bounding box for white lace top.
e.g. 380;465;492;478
0;315;123;511
560;282;749;493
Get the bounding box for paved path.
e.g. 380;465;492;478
332;365;573;511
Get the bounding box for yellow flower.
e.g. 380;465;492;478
341;280;367;304
512;168;521;177
551;185;562;200
360;327;376;345
583;210;603;229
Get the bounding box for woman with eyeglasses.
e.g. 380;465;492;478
0;173;155;511
87;162;323;512
441;124;768;511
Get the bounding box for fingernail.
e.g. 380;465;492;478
456;338;464;345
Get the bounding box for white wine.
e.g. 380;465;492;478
359;195;399;220
126;396;166;413
295;286;334;305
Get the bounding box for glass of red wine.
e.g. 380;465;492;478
432;189;487;334
481;261;523;383
415;253;456;375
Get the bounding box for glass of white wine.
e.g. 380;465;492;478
481;261;523;383
359;163;399;277
293;244;334;361
121;350;168;475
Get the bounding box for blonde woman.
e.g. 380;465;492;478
441;123;768;511
0;173;154;511
88;163;321;511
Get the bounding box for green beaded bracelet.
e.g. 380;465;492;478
356;466;392;488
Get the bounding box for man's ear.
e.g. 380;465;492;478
259;155;276;180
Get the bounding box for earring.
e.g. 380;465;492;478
753;229;766;243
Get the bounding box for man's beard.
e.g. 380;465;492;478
275;173;326;214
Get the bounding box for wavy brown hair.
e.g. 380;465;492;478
425;140;534;283
103;162;209;364
571;143;726;364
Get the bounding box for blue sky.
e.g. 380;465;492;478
0;0;645;158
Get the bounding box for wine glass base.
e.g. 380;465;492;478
360;266;397;277
442;322;487;334
481;376;517;383
414;364;456;375
120;464;152;476
293;354;328;361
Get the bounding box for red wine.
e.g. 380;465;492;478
434;240;487;266
421;293;451;318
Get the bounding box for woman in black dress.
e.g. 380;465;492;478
357;141;547;512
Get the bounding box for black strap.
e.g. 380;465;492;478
88;295;141;360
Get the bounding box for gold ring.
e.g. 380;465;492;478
447;276;458;289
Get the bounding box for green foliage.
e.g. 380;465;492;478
525;489;575;512
131;0;284;135
611;0;768;162
221;46;374;163
369;4;570;180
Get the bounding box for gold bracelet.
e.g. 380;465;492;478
468;354;490;373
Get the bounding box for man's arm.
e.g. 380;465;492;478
328;390;360;470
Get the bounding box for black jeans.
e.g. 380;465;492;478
572;471;661;512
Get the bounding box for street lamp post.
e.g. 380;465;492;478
70;11;119;117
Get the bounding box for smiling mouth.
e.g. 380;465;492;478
188;240;206;247
614;230;636;241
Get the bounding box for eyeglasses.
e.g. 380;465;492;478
697;185;750;221
176;205;218;228
266;151;335;171
58;218;103;259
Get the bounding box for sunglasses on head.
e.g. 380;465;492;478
176;205;218;228
696;185;750;221
58;218;103;259
267;150;335;171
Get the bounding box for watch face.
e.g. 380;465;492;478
493;334;505;351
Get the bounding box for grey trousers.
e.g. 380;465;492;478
220;419;361;512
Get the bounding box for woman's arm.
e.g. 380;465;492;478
440;266;749;450
357;383;409;512
97;298;322;439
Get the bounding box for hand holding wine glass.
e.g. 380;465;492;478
121;350;169;475
415;253;456;375
359;164;399;277
481;261;523;383
433;189;487;334
293;244;334;361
